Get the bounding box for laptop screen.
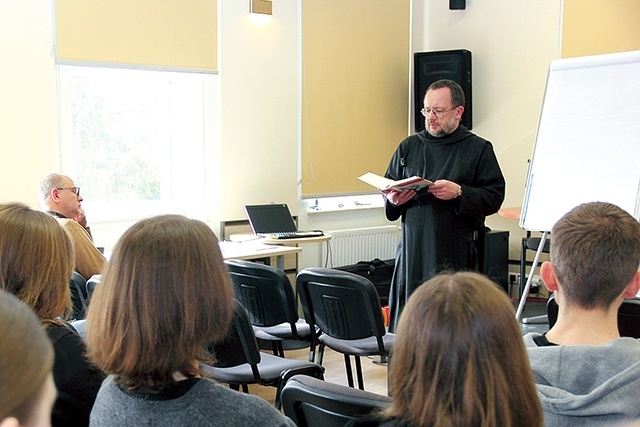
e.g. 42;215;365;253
244;204;297;235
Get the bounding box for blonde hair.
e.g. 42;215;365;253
0;290;54;423
385;272;542;427
0;202;74;321
86;214;234;391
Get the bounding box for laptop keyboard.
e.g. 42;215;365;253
262;231;324;239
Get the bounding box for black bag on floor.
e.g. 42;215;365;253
335;258;394;306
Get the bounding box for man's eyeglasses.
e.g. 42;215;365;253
421;107;457;118
56;187;81;196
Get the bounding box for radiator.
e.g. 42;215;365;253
323;225;401;267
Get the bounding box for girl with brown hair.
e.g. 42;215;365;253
0;203;103;427
85;214;294;426
349;271;542;427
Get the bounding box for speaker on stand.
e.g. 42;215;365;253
414;49;472;132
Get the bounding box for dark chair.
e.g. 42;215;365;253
296;267;395;390
225;259;313;359
69;271;88;320
547;294;640;338
85;274;101;302
281;374;392;427
202;300;324;409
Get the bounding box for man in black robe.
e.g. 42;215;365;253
383;80;505;331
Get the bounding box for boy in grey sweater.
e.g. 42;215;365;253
523;201;640;426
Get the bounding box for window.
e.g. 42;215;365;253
56;64;218;223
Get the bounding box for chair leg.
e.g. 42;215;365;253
308;342;315;362
344;354;354;388
271;341;284;357
276;341;285;358
316;344;325;365
241;383;249;393
354;356;364;390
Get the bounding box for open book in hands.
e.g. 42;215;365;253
358;172;433;192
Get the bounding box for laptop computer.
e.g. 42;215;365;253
244;204;324;239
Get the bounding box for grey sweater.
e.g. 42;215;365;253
523;333;640;426
90;376;295;426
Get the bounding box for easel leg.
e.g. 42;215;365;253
515;232;548;322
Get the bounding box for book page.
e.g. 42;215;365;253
358;172;432;191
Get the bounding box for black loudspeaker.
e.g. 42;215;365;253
414;49;472;132
449;0;466;10
479;230;509;294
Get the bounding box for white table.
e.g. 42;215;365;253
219;240;302;270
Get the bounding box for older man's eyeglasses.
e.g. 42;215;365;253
421;107;457;118
56;187;81;196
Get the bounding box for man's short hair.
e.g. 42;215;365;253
38;173;64;206
551;202;640;309
426;79;465;108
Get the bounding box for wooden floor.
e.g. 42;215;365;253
247;346;389;405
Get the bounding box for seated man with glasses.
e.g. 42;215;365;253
39;173;106;280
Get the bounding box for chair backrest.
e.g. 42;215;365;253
547;295;640;338
86;274;102;301
209;300;262;377
225;259;299;332
69;271;88;320
296;268;386;342
281;374;392;427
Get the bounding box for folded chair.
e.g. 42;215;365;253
202;300;324;409
296;267;395;390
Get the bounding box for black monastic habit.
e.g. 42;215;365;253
385;126;505;331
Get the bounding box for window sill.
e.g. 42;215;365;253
306;194;385;214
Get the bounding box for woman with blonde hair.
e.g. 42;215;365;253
0;203;103;427
86;214;294;426
0;290;56;427
349;271;542;427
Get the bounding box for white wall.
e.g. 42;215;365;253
411;0;562;258
218;1;299;223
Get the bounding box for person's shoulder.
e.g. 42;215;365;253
345;414;404;427
400;132;423;146
605;337;640;351
45;322;79;345
57;217;86;233
522;332;543;348
192;380;295;426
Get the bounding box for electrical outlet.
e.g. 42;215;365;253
509;273;520;284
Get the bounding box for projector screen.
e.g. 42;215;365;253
521;50;640;232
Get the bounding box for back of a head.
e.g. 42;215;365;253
551;202;640;309
0;290;55;424
86;214;234;391
0;202;74;321
38;173;64;209
386;272;542;427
